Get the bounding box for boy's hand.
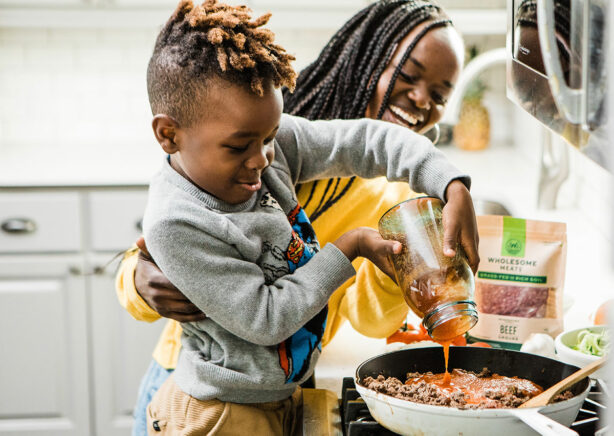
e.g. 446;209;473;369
134;237;207;322
442;180;480;273
333;228;402;280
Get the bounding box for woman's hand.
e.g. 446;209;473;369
442;180;480;273
134;237;207;322
333;227;401;281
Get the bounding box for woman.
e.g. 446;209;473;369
116;1;476;433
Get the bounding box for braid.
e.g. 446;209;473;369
147;0;297;126
283;0;451;121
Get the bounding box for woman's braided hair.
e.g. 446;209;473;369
284;0;452;221
283;0;451;121
147;0;297;127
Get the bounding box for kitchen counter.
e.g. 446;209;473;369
0;141;163;187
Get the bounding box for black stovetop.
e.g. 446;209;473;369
340;377;609;436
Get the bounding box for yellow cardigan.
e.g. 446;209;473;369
115;176;415;369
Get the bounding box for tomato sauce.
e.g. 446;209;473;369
441;340;452;385
405;368;544;404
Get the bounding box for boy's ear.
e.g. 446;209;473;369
152;114;180;154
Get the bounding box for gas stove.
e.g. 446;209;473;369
340;377;610;436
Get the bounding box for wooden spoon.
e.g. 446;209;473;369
519;356;607;408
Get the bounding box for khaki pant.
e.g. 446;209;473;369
146;375;303;435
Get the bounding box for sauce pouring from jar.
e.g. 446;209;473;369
378;197;479;386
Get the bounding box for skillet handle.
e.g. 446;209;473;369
508;409;578;436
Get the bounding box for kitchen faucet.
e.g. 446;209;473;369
441;47;507;126
441;47;569;210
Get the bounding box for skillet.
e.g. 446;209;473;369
355;346;590;436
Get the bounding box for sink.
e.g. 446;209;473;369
472;199;512;216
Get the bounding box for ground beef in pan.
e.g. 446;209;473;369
362;369;574;409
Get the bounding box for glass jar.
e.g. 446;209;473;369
378;197;478;341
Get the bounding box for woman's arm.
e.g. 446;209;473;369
115;239;207;323
115;246;162;322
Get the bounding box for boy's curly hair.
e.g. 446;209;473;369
147;0;297;127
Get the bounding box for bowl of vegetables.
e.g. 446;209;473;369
555;325;610;380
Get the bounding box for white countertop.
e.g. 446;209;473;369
0;141;163;187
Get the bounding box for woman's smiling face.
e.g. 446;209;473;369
366;24;464;134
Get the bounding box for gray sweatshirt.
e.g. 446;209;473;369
143;114;470;403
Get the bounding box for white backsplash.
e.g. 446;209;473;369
0;25;346;154
0;28;156;151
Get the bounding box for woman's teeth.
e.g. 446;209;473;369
389;105;421;126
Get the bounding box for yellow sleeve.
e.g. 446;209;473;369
115;247;182;369
115;247;162;323
322;258;408;346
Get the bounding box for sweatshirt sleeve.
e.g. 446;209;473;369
275;114;470;200
115;247;162;323
146;218;356;346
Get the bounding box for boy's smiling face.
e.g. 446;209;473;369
154;78;283;205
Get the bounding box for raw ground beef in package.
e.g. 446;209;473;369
468;215;567;349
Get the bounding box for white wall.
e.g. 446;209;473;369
0;3;511;156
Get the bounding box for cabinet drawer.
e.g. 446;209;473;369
0;192;81;253
88;190;148;252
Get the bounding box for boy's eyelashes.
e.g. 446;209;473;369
224;145;248;152
223;138;275;153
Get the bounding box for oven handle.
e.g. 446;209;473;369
536;0;584;124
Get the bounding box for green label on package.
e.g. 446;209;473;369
501;217;526;258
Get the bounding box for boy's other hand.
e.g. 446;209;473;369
442;180;480;273
135;237;207;322
333;228;401;281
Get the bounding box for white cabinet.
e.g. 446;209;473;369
86;188;164;436
88;191;147;252
89;255;165;436
0;187;163;436
0;192;81;253
0;256;90;436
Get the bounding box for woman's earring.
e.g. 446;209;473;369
424;123;440;145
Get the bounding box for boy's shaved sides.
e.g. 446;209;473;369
147;0;297;127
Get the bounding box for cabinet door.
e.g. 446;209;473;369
0;256;90;436
89;255;166;436
88;190;147;253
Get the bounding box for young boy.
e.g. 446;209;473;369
142;1;477;434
